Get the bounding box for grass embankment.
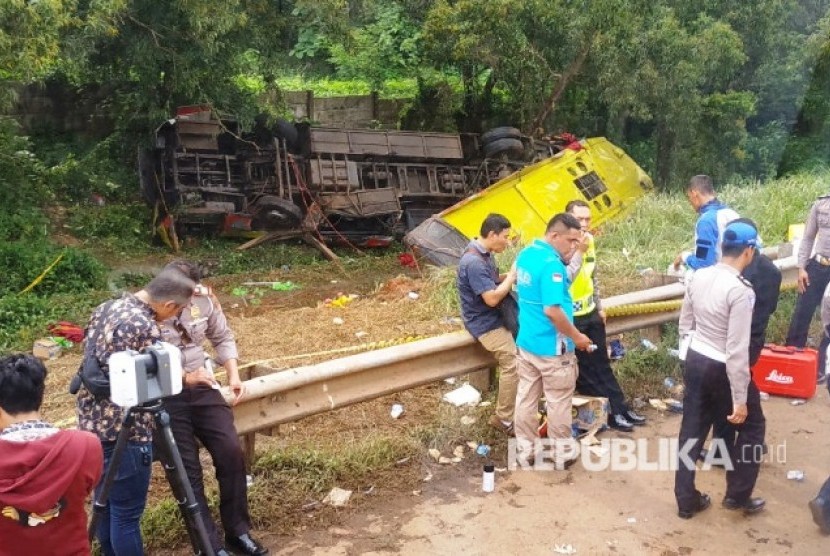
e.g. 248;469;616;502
23;170;830;550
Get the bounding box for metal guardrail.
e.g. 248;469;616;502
227;249;799;436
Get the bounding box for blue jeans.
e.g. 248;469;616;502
95;441;153;556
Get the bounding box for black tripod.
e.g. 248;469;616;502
89;401;215;556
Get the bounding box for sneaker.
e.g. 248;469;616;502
489;415;515;437
608;413;634;432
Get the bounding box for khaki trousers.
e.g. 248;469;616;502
515;349;578;459
477;327;518;423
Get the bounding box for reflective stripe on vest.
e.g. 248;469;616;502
570;235;596;317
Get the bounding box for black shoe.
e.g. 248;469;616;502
216;550;232;556
722;496;766;514
678;493;711;519
809;496;830;535
609;414;634;432
625;410;647;426
225;533;269;556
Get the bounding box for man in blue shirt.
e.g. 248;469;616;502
673;175;739;271
514;213;592;468
457;214;518;435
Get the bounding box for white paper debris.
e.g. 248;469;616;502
323;487;352;507
442;384;482;406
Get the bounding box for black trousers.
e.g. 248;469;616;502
156;387;250;551
574;308;629;415
786;259;830;378
674;350;766;512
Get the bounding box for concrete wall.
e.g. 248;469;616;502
9;83;410;135
284;90;409;129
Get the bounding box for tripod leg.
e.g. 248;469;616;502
155;408;216;556
88;408;135;543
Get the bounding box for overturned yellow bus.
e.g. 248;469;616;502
403;137;652;266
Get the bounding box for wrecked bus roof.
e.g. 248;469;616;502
404;137;652;266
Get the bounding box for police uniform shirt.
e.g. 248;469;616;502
161;292;238;373
798;196;830;268
678;263;755;404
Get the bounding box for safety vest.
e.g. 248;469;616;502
570;234;597;317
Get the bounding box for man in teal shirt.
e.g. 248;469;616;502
514;213;592;468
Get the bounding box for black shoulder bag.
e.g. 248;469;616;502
68;301;115;399
465;248;520;338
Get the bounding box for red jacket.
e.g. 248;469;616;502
0;425;103;556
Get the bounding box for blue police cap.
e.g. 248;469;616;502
722;221;759;248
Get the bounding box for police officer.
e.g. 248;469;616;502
565;200;646;432
786;194;830;384
703;218;781;459
674;221;766;519
159;261;268;556
673;175;739;272
810;281;830;533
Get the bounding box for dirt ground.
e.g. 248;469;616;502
274;391;830;556
37;256;830;554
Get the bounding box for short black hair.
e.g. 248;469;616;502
565;199;590;213
722;243;752;258
686;175;715;195
546;213;581;233
480;213;511;238
0;354;47;415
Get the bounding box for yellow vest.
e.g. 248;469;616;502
570;235;597;317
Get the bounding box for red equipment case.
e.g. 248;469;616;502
750;344;818;399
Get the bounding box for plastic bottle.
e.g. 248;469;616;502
482;463;495;493
641;338;657;351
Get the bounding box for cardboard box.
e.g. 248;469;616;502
572;395;609;433
33;338;61;360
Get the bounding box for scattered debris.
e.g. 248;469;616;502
395;457;411;466
355;331;369;339
444;377;457;385
300;501;321;512
787;470;805;481
33;338;62;360
332;317;345;325
641;338;657;351
428;448;441;462
407;291;420;300
361;485;376;495
466;441;479;450
478;400;492;407
453;445;465;458
440;316;463;326
759;392;770;401
323;487;353;507
627;517;637;524
791;399;806;406
649;399;668;411
423;472;433;482
325;293;358;308
390;403;405;419
475;444;491;458
442;384;482;406
438;456;453;465
451;457;462;463
412;490;422;496
460;415;477;426
553;544;577;555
